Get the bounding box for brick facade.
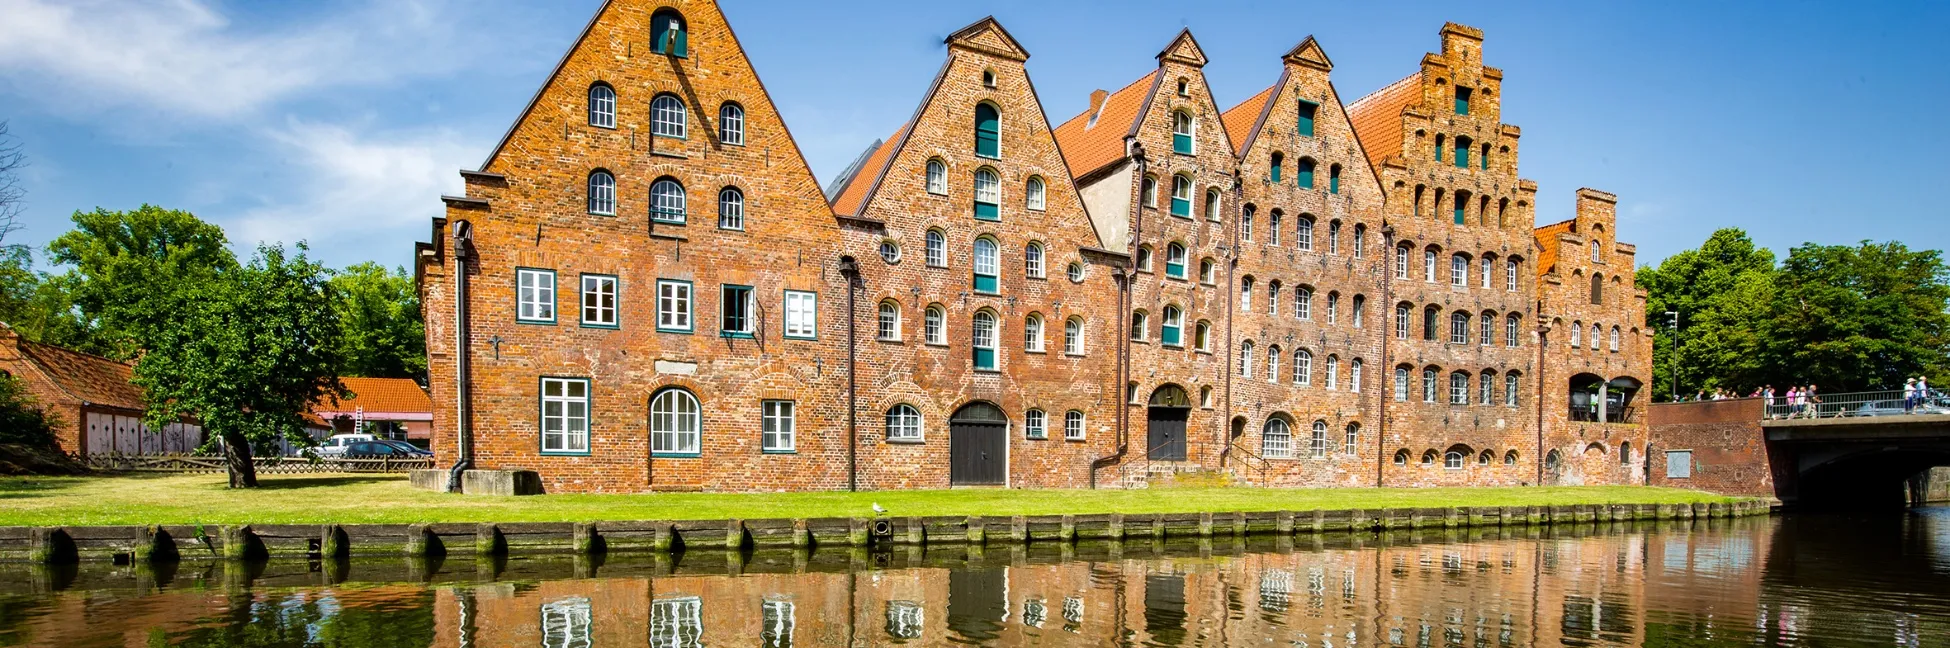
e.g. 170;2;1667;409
418;5;1653;493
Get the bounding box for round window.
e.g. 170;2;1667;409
878;240;900;264
1067;261;1084;283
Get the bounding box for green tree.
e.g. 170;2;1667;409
44;205;235;359
330;262;425;380
1639;228;1778;399
0;373;59;447
1760;241;1950;391
133;243;346;488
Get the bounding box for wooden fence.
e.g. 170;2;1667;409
83;454;433;474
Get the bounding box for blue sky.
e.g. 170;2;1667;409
0;0;1942;272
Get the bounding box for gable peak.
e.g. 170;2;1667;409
1155;28;1208;67
1282;35;1333;71
946;16;1030;61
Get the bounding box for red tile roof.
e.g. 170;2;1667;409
320;377;433;415
828;124;907;217
1221;84;1277;157
1533;218;1577;276
1345;72;1421;168
16;339;145;411
1052;70;1159;179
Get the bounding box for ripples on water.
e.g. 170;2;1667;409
1;509;1947;647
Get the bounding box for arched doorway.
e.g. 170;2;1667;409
1147;385;1191;461
950;402;1008;485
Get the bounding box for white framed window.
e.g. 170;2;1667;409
1266;345;1281;382
1395;367;1409;401
1161;306;1183;347
1026;176;1046;211
1350;358;1363;392
1195;320;1211;352
650;388;700;456
1451;254;1468;287
1240;277;1254;312
1025;242;1045;277
1024;313;1045;352
1445;451;1465;469
1135;245;1153;272
1424;250;1438;282
972;310;998;370
1268;282;1281;316
926;159;947;195
587;171;616;215
1165;243;1187;279
1395;246;1410;279
878;240;900;264
1025;409;1047;439
1064;410;1085;440
1424;368;1438;403
1449;372;1469;405
762;400;795;453
1296;287;1312;320
1129;310;1149;342
1242;208;1254;241
1325;354;1339;389
1296;216;1314;250
1507;259;1520;291
587;84;616;128
650;597;703;647
1199;258;1216;285
1506;314;1521;348
877;301;901;341
540;377;589;454
1571;321;1583;347
651;178;686;224
1450;311;1469;344
1310;420;1328;458
656;279;692;332
1479;372;1494;404
1064;317;1084;355
651;94;687;138
1395;304;1411;339
1481;313;1496;346
761;599;793;648
1611;326;1621;352
1204;188;1221;221
1481;258;1493;288
1067;262;1085;283
1141;175;1158;207
580;274;617;327
1262;418;1291;458
886;404;921;441
717;187;744;230
1344;424;1359;454
1294;349;1312;386
784;290;817;340
1328;221;1341;254
1171;110;1196;154
1591;323;1603;350
518;268;557;323
973;168;1001;220
1326;292;1339;324
1506;373;1521;406
1353;226;1366;258
541;597;593;648
1352;295;1366;328
719;103;745;145
925;229;946;267
1240;341;1255;378
924;305;945;345
1269;212;1283;246
973;237;1000;292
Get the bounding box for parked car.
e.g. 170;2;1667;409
315;434;376;457
375;440;433;457
342;441;424;458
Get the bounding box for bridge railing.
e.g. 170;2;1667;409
1568;405;1640;424
1762;390;1950;420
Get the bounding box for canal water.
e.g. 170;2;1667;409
0;509;1946;647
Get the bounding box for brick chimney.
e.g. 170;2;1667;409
1086;89;1108;127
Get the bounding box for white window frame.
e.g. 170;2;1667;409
1025;242;1045;278
1025;409;1047;439
656;279;692;333
877;301;901;341
588;85;616;128
717;187;744;230
1424;250;1438;283
518;268;557;323
588;171;616;216
1262;418;1292;458
719;103;745;145
925;230;946;268
651;94;687;138
1064;317;1084;355
923;305;945;345
973;169;1001;211
650;388;700;456
762;400;795;453
540;377;590;454
784;290;817;340
1026;176;1047;211
1024;314;1045;352
886;404;922;441
972;311;997;370
1507;259;1520;291
1064;410;1085;440
651;178;686;224
926;159;947;195
580;274;617;327
1294;349;1312;386
1451;255;1468;287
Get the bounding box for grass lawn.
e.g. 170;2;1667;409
0;473;1742;527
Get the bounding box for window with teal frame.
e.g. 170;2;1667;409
974;103;1000;158
651;11;688;58
1161;306;1183;347
973;168;1000;221
1455;137;1470;169
1297;158;1315;189
1164;243;1186;279
1454;202;1466;225
719;284;753;338
1454;87;1471;115
972;310;998;371
1169;175;1191;217
1171;111;1194;155
973;237;999;294
1296;100;1317;137
1269;153;1283;183
1329;165;1341;194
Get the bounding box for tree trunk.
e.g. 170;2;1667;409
223;430;258;488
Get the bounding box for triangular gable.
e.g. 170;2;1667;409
1283;36;1332;71
1155;28;1208;67
946;16;1029;61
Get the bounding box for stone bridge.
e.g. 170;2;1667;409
1646;397;1950;509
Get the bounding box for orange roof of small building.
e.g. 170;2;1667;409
1532;218;1577;276
1221;84;1277;157
320;377;433;414
1345;72;1421;168
1052;70;1159;179
828;124;908;217
15;338;145;411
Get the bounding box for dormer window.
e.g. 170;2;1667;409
1176;78;1189;96
1455;87;1472;115
651;10;688;57
1296;100;1317;137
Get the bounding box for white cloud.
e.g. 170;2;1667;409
226;119;475;264
0;0;462;119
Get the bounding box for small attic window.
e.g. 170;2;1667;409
982;69;996;88
1176;78;1189;96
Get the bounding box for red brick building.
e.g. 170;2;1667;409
314;377;436;443
0;324;203;456
417;3;1651;492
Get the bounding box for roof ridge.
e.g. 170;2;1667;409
1055;68;1158;133
1347;71;1421;112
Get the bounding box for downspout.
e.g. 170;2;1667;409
1535;314;1547;485
1219;168;1242;469
1376;226;1394;487
1090;144;1147;488
840;256;862;492
447;221;476;492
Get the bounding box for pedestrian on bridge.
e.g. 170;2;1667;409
1905;377;1919;412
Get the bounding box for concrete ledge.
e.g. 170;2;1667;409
407;469;453;493
461;470;543;496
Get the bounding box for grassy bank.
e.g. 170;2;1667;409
0;473;1740;527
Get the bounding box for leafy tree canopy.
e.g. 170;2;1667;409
44;205;235;359
330;262;425;380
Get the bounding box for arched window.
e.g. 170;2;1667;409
1423;368;1438;402
1294;349;1313;386
1590;272;1604;305
1545;449;1562;471
1065;410;1086;440
1505;450;1519;465
1165;243;1187;278
1141;175;1158;207
1269;211;1283;246
923;304;945;345
1067;262;1084;283
1161;305;1184;347
1479;371;1495;404
1025;176;1046;211
650;388;701;456
1204;188;1221;221
1242;205;1255;241
1480;311;1496;346
1129;310;1149;341
925;159;947;194
1591;240;1602;263
1424;249;1438;282
1172;110;1195;155
1199;258;1216;284
877;301;901;340
925;229;946;267
1570;321;1583;348
972;310;998;370
1325;355;1340;390
1394;367;1410;401
1262;418;1292;458
1423;449;1439;466
1350;359;1364;392
1394;449;1410;466
1240;341;1255;378
974;103;1000;158
1240;276;1254;312
1506;258;1520;291
1451;254;1469;287
973;168;1001;220
650;177;686;224
1295;286;1313;320
1064;317;1085;355
982;69;996;87
1310;421;1328;458
1423;306;1440;341
587;170;616;215
1591;323;1602;350
1455;136;1472;168
1353;224;1366;259
1269;152;1284;183
1505;372;1521;406
1449;371;1469;404
717;186;744;230
1506;314;1521;348
588;84;616;128
1135;245;1153;272
1194;320;1211;352
1434;134;1445;161
1267;281;1282;315
1296;215;1315;250
1610;326;1621;352
1395;303;1411;340
1449;311;1469;344
1266;345;1282;382
1329;164;1342;194
1024;242;1045;277
1024;313;1045;352
1328;221;1342;254
1480;255;1494;289
1395;245;1411;279
1620;441;1633;464
885;404;921;441
1296;157;1316;189
1352;295;1366;329
973;237;999;293
1170;174;1193;217
1343;423;1360;455
1445;450;1465;469
718;103;745;145
650;9;688;56
651;94;687;138
1478;450;1494;466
